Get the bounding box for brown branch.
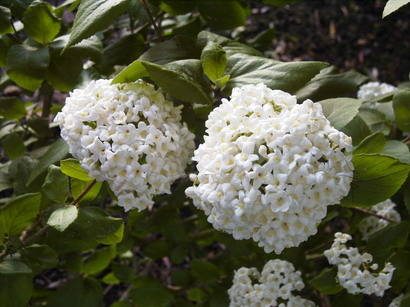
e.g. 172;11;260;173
139;0;163;41
352;207;399;223
71;179;97;207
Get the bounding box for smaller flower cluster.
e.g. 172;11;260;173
55;79;195;211
389;294;404;307
228;259;315;307
324;232;395;296
358;199;401;240
357;81;397;108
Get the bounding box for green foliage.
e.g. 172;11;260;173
318;98;362;130
393;89;410;132
47;205;78;232
309;267;344;294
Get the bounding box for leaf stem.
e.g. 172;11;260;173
71;179;97;207
352;207;399;223
139;0;163;41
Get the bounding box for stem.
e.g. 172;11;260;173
41;82;54;118
352;207;399;223
139;0;163;41
190;228;215;241
71;179;97;207
10;22;22;44
19;214;44;242
21;225;50;245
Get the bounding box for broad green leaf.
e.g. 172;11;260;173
46;49;83;92
160;0;198;15
318;98;362;130
198;0;246;30
262;0;302;6
0;259;32;274
97;221;123;245
367;221;410;264
51;34;103;61
130;287;173;307
142;241;172;260
331;291;363;307
247;28;276;52
393;89;410;132
353;132;386;155
2;133;25;159
296;66;368;102
21;244;58;270
112;60;148;84
388;250;410;291
71;179;102;203
171;269;192;287
383;0;410;17
341;154;410;207
42;165;69;203
0;97;27;119
358;108;389;135
47;205;78;232
341;115;372;146
191;259;220;283
47;277;103;307
27;138;69;185
223;54;328;96
112;263;136;282
23;0;61;44
188;288;206;302
100;33;145;67
0;36;12;66
139;36;200;65
0;6;13;34
215;75;230;88
309;267;343;294
102;272;120;285
201;41;226;83
64;0;130;51
0;274;33;307
60;158;92;181
6;44;50;91
0;193;41;236
381;140;410;164
82;246;116;275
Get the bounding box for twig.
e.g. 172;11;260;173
21;225;50;245
71;179;97;207
352;207;399;223
190;228;215;241
139;0;163;41
19;213;44;242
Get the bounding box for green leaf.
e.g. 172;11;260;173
27;138;69;185
60;158;92;181
51;34;103;61
100;33;144;67
0;97;27;119
130;287;173;307
0;6;13;34
393;89;410;132
2;133;25;160
247;28;276;52
295;66;368;102
112;263;136;282
23;0;61;44
97;221;123;244
28;116;53;138
82;246;116;275
381;140;410;164
309;267;343;294
188;288;206;302
0;274;33;307
223;54;328;96
171;269;192;287
318;98;362;130
353;132;386;155
112;60;148;84
47;277;103;307
198;0;246;30
201;41;226;83
102;272;120;285
0;259;32;274
21;244;58;270
341;154;410;207
42;165;69;203
47;205;78;232
0;193;41;236
190;259;220;283
341;115;372;146
142;241;172;260
64;0;130;51
388;250;410;291
6;44;50;91
46;49;83;92
383;0;410;17
71;179;102;203
331;291;363;307
160;0;198;15
261;0;302;6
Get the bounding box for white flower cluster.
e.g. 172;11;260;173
228;259;315;307
54;79;195;211
358;199;401;240
324;232;395;296
185;83;353;254
389;294;404;307
357;81;397;108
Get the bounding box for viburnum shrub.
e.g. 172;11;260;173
0;0;410;306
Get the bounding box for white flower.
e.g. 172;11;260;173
55;79;195;211
358;199;401;240
389;294;404;307
324;232;395;296
228;259;315;307
186;83;353;254
357;81;397;108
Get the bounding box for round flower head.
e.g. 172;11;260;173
358;199;401;241
186;83;353;253
389;294;404;307
357;81;397;108
228;259;315;307
324;232;395;296
55;79;195;211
